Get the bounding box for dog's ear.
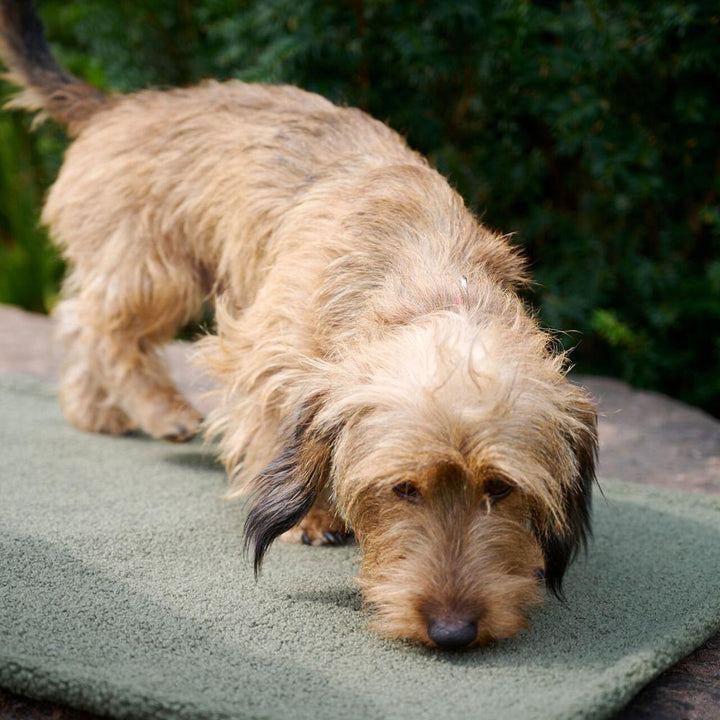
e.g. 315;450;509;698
244;397;339;574
535;391;598;598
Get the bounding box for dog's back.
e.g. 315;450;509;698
0;0;420;294
42;80;418;296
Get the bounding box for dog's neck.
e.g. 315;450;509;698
451;275;469;309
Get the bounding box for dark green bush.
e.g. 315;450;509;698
1;0;719;414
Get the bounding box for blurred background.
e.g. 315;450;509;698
1;0;719;416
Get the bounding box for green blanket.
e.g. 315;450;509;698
1;375;719;720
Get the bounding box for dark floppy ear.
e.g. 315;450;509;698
244;398;338;574
536;394;598;598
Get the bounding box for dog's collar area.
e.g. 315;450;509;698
452;275;469;308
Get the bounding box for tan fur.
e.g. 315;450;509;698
1;7;597;648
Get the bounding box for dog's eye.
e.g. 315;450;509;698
485;478;513;500
392;482;421;503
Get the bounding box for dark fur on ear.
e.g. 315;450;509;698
536;403;598;598
244;398;338;574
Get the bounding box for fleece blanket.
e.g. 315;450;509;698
1;375;719;720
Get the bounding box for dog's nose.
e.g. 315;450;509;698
427;616;477;650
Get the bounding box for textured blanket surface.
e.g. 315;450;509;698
1;375;720;720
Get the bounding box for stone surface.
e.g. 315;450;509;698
583;376;720;498
1;304;718;720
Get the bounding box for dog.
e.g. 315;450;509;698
0;0;597;649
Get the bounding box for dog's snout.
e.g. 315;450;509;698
427;615;478;650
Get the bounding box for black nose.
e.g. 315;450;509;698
428;616;478;650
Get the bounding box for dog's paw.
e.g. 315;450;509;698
160;416;204;443
143;403;204;443
98;407;137;436
279;508;352;546
62;397;136;436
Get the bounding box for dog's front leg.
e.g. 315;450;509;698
279;487;350;546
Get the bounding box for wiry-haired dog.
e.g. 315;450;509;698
1;0;597;649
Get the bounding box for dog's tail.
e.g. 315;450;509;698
0;0;109;136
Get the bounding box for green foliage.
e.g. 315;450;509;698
1;0;719;414
0;111;63;311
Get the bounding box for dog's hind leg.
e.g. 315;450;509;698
56;297;137;436
56;259;205;442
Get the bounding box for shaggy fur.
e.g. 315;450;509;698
1;0;598;649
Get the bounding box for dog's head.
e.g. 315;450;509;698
245;306;597;649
